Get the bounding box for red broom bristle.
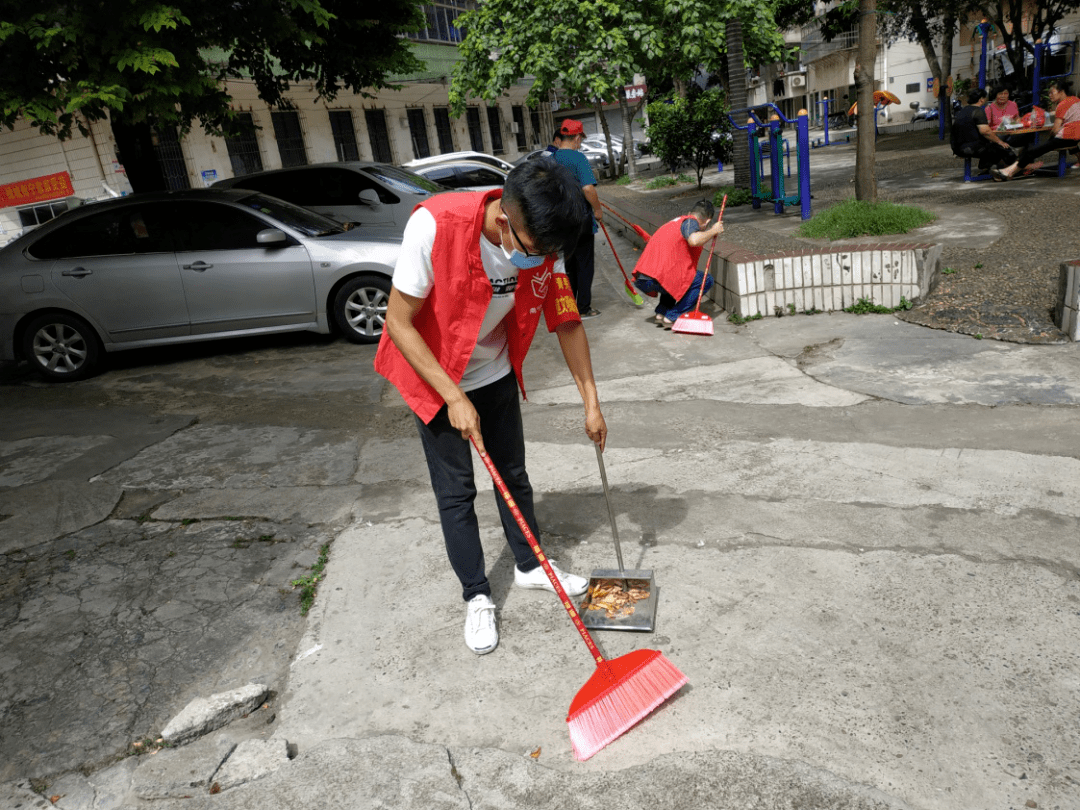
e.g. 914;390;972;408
566;649;688;761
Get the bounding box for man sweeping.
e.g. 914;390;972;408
632;200;725;329
374;160;607;656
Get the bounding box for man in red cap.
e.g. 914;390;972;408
543;118;603;318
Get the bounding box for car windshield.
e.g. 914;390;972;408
364;165;446;195
235;193;346;237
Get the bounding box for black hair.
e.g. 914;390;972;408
552;129;577;144
967;87;987;105
690;199;715;220
990;84;1009;97
1048;79;1073;95
503;160;588;256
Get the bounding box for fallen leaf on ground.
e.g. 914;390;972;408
530;747;541;759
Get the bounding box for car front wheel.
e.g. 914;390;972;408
21;312;103;382
333;274;391;344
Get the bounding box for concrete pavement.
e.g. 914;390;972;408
3;182;1080;809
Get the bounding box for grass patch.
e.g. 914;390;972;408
728;311;764;325
644;173;693;189
712;186;755;208
291;543;330;615
615;175;632;186
844;296;914;314
797;198;936;240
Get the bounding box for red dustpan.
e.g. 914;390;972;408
472;438;687;760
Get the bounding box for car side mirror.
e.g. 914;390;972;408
256;228;287;245
358;189;381;206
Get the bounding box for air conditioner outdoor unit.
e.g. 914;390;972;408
509;122;519;134
790;75;806;88
749;77;762;86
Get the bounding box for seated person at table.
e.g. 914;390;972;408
985;85;1034;152
994;80;1080;180
632;200;725;328
951;87;1018;173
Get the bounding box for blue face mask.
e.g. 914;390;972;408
504;218;548;269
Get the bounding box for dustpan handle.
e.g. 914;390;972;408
594;443;626;575
471;438;608;666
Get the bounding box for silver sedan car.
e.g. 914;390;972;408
0;189;400;381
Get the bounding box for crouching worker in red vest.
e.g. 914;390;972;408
374;160;608;656
633;200;725;328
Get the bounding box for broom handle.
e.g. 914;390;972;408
691;195;726;314
471;438;608;667
599;201;637;232
597;220;637;292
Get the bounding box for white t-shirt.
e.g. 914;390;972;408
392;207;567;392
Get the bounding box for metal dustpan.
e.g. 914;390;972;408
580;444;658;632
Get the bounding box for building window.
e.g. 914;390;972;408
486;106;504;154
224;113;264;177
412;1;472;44
511;106;527;150
906;82;921;94
530;107;542;146
433;107;455;154
365;109;393;163
407;108;431;160
17;200;68;229
466;107;484;152
329;110;360;161
152;126;190;190
271;110;308;168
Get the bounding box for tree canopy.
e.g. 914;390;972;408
449;0;794;115
0;0;425;140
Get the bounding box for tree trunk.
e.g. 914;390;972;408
110;118;167;193
595;101;617;180
939;14;956;136
619;92;637;180
725;18;751;188
853;0;877;202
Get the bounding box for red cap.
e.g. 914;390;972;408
559;118;585;136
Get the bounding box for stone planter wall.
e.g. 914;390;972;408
1055;260;1080;341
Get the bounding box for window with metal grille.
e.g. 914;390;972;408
272;110;308;167
407;108;431;160
466;108;484;152
511;106;527;150
530;108;542;146
433;107;455;154
329;110;360;161
411;1;472;44
224;113;264;176
906;82;921;94
486;106;504;154
153;126;191;190
365;109;393;163
17;200;68;228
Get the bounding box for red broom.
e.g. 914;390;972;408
472;438;687;761
600;202;653;244
671;194;726;337
597;220;645;307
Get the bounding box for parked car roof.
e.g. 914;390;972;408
213;162;447;232
409;160;509;191
403;151;515;173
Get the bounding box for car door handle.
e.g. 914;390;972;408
183;261;213;271
61;267;92;277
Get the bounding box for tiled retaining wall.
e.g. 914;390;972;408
1055;260;1080;341
600;193;941;319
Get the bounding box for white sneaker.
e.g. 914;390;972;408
464;594;498;655
514;561;589;597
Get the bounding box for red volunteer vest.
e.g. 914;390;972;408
374;189;581;424
633;215;703;300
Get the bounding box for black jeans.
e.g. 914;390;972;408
414;372;541;602
1018;136;1080;169
565;226;596;312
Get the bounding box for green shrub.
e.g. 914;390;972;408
797;198;936;240
712;186;754;208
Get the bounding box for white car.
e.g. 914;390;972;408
409;160;509;191
403;151;515;173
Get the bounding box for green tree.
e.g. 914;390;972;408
644;88;730;187
0;0;424;191
449;0;791;179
